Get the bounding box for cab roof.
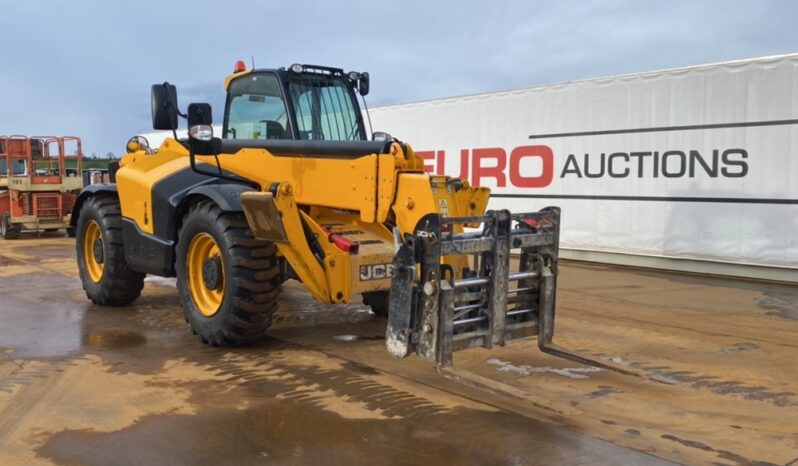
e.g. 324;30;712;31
224;63;348;90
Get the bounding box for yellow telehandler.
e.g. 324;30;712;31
71;61;583;368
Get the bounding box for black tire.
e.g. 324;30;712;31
362;290;390;318
1;212;20;240
76;195;145;305
176;201;280;346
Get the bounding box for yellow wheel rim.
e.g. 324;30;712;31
186;232;225;317
83;220;104;283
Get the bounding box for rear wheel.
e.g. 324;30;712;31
362;290;390;318
176;201;280;346
76;195;145;305
1;213;20;240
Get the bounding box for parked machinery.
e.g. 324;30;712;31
0;135;83;239
66;61;590;371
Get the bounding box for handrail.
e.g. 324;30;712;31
219;139;392;158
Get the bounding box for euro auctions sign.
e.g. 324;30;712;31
370;54;798;269
416;143;748;191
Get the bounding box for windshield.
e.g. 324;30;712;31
223;72;365;141
288;75;365;141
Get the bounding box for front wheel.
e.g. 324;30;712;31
1;213;20;240
176;201;280;346
76;195;145;305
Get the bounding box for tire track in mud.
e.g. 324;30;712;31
0;360;76;443
263;362;451;419
24;337;535;461
560;305;798;350
550;312;798;407
584;351;798;407
0;247;77;279
187;345;461;422
660;434;783;466
0;359;79;394
181;344;681;465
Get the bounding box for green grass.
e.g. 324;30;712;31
81;160;113;170
56;159;114;170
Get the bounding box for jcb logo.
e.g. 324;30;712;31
360;263;395;281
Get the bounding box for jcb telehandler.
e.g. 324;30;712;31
71;61;591;368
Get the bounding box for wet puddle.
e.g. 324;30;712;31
486;358;602;380
34;356;670;466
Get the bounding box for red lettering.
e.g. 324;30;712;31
416;151;436;174
417;150;449;174
458;149;469;180
471;148;506;187
435;150;445;174
509;145;554;188
418;145;554;189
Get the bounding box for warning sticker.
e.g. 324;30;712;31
438;199;449;216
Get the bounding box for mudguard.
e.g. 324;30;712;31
184;184;255;212
69;184;119;227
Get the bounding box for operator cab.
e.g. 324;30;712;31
149;62;388;163
223;64;370;142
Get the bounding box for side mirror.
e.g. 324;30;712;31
151;83;178;130
187;103;220;155
359;72;370;96
348;71;370;96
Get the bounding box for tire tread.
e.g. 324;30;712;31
178;201;280;346
77;195;145;306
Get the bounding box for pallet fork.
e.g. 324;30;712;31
386;206;652;381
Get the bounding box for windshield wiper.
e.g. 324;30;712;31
345;119;360;140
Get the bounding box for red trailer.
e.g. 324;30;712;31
0;135;83;239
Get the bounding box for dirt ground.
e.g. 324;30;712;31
0;234;796;465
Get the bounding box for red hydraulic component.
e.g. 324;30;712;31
321;226;360;254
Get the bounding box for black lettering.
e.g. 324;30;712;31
607;152;630;178
560;154;583;178
629;152;651;177
661;150;686;178
653;151;659;178
584;153;605;178
721;149;748;177
689;149;718;177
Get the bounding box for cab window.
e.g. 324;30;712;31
288;76;364;141
224;74;290;140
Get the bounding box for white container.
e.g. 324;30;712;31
370;54;798;281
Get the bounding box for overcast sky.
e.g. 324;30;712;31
0;0;796;156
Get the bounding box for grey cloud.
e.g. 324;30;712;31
0;0;795;155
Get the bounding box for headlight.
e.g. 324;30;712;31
189;125;213;142
290;63;304;73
